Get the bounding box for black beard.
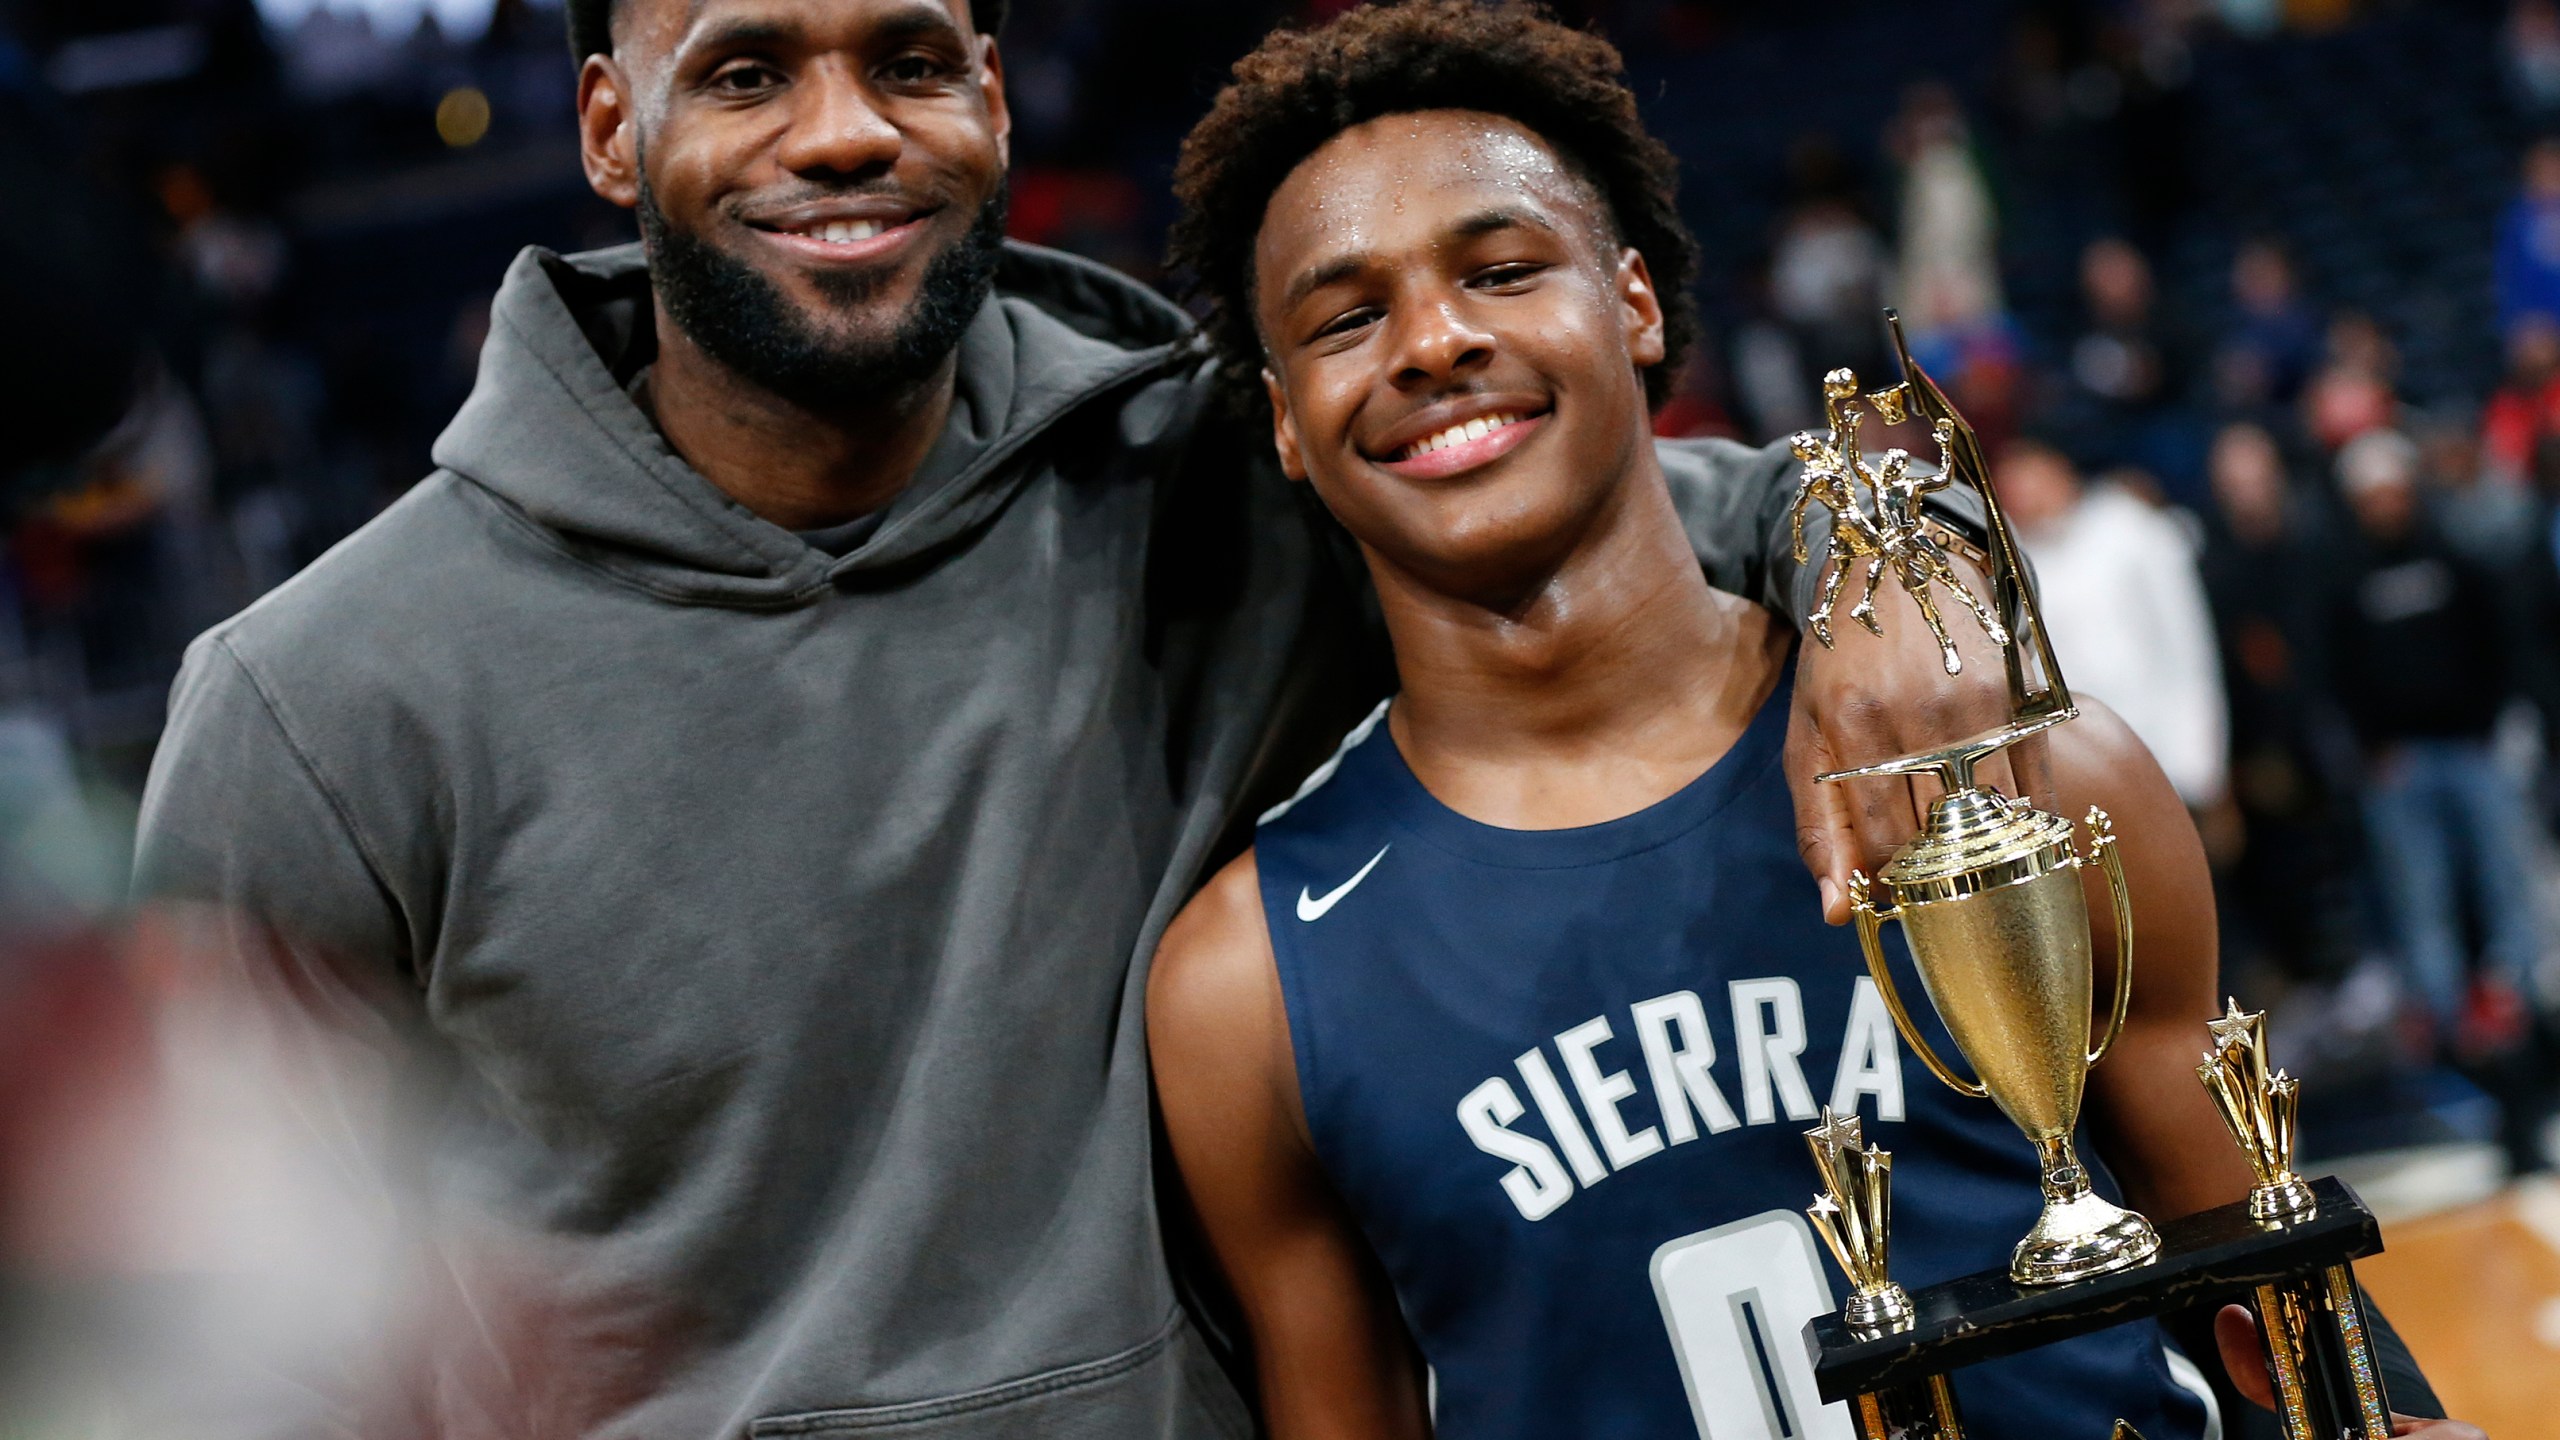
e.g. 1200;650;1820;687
638;179;1008;414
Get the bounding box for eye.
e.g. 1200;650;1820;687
1469;261;1547;289
880;52;957;86
1313;307;1380;341
710;61;782;95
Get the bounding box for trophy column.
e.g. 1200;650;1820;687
2200;1000;2395;1440
1800;1107;1970;1440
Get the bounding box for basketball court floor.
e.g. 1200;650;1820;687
2355;1172;2560;1432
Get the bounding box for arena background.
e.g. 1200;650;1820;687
2;0;2556;1427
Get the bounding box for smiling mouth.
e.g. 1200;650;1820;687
799;218;892;243
1389;409;1538;463
745;206;938;257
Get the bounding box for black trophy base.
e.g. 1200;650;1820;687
1807;1176;2394;1440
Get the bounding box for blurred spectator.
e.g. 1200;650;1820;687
1890;81;2003;341
2524;434;2560;830
2479;311;2560;485
1729;305;1819;439
2301;310;2401;453
2062;237;2204;500
1889;82;2027;451
2419;406;2536;574
1769;138;1891;385
2326;429;2546;1053
1770;201;1888;367
1995;437;2229;807
2507;0;2560;114
2213;238;2323;413
2496;136;2560;333
2198;422;2362;982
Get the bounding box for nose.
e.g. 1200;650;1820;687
1387;292;1496;389
774;64;901;179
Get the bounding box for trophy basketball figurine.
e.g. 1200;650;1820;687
1789;313;2397;1440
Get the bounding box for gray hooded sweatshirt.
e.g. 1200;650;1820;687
133;242;1808;1439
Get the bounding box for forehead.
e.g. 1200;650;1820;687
1254;110;1601;289
619;0;970;57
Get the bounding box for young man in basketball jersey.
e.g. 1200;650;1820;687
1148;6;2472;1439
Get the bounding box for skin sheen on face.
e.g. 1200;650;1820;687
580;0;1011;395
1253;110;1667;608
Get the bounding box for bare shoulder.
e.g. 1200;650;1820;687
1152;849;1277;1021
1149;848;1294;1102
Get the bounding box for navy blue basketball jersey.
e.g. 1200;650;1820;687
1253;675;2212;1440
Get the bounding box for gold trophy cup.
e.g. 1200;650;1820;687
1792;313;2159;1286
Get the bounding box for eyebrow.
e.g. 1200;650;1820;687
678;2;963;60
1277;204;1559;312
683;16;801;56
1451;205;1550;240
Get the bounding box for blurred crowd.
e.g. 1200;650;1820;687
4;0;2560;1382
1669;0;2560;1167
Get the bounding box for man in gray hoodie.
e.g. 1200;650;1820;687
133;1;2008;1435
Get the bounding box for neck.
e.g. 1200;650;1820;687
1377;454;1785;830
646;303;959;531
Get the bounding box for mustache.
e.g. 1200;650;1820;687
727;178;960;223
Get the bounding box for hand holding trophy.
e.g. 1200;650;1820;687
1788;314;2399;1440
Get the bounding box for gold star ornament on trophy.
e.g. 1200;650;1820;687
1803;1106;1912;1334
2197;997;2316;1221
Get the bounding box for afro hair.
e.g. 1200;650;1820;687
1167;0;1698;413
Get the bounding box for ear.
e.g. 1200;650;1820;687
1615;246;1666;370
1264;367;1308;483
578;55;641;210
978;35;1012;170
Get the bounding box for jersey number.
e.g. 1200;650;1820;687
1650;1210;1854;1440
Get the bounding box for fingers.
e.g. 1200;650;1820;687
2213;1303;2276;1410
2004;724;2059;811
1785;685;1856;924
1844;772;1922;880
2215;1307;2488;1438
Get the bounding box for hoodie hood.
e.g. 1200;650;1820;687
431;240;1196;606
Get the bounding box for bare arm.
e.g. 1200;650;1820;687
1148;852;1433;1440
2041;698;2257;1220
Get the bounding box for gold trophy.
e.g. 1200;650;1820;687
1803;1106;1914;1334
2195;999;2395;1440
1786;315;2398;1440
1790;317;2157;1288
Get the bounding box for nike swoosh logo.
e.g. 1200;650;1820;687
1297;844;1390;922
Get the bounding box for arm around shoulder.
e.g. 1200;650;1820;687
2048;699;2254;1221
1149;850;1431;1440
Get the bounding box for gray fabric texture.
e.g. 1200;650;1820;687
132;239;1810;1439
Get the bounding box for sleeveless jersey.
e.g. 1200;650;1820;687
1253;679;2211;1440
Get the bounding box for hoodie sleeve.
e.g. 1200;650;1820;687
134;634;419;1042
1657;433;1992;628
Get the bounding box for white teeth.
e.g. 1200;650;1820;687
812;219;887;243
1396;411;1526;461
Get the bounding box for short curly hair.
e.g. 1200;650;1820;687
566;0;1009;61
1168;0;1698;413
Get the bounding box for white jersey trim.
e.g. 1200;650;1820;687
2164;1343;2221;1440
1257;697;1394;827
